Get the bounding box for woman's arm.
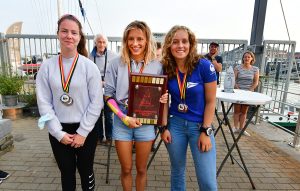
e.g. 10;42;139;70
76;62;103;138
250;69;260;91
234;67;239;89
160;91;169;126
105;96;141;128
36;62;65;142
203;81;217;127
160;98;171;143
198;80;217;152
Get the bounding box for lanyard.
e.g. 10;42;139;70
176;68;187;101
127;60;145;74
93;48;108;78
58;53;79;93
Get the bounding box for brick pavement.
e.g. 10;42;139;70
0;117;300;190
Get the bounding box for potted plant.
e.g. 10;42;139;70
0;75;24;106
20;93;39;117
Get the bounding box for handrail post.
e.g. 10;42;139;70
290;112;300;148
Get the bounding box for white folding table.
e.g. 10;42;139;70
215;88;272;189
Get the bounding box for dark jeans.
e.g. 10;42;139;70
49;123;98;191
96;104;113;140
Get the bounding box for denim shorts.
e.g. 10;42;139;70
112;113;155;142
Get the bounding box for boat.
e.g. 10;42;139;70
263;111;298;132
17;56;42;77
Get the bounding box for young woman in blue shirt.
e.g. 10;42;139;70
160;25;218;191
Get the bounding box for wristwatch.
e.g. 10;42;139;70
158;126;168;133
200;126;213;136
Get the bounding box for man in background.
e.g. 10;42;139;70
89;34;117;144
205;42;223;85
156;42;162;61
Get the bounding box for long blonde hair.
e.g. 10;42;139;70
121;20;156;65
162;25;201;78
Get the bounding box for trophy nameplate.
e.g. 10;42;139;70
128;73;168;125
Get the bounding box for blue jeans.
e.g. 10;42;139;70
96;104;113;140
166;115;217;191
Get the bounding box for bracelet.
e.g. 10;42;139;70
158;126;168;133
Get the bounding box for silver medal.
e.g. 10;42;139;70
60;94;73;106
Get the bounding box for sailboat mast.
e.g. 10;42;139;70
57;0;63;19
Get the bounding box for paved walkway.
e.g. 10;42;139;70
1;117;300;191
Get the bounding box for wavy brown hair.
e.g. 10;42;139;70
162;25;202;79
121;20;156;65
242;51;256;65
57;14;88;57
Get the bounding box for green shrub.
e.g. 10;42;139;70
19;93;37;107
0;75;24;95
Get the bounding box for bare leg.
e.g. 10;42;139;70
233;104;241;128
239;105;249;129
115;141;133;191
135;141;152;191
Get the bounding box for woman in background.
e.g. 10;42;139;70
233;51;259;136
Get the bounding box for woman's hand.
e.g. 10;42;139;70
71;134;86;148
198;133;212;152
60;133;74;145
159;91;169;104
127;117;142;128
161;130;172;144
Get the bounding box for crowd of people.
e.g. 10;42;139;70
32;13;260;190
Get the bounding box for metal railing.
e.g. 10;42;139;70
0;33;299;147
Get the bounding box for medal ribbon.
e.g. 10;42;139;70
127;61;145;74
59;53;79;93
176;68;187;101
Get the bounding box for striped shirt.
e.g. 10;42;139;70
235;65;259;90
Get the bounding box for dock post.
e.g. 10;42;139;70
290;112;300;148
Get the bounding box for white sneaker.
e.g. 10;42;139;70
232;127;240;134
230;127;235;133
243;130;251;136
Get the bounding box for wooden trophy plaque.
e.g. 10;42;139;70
127;73;168;126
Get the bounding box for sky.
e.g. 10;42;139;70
0;0;299;51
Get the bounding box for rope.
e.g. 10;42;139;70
94;0;104;34
279;0;299;80
31;0;43;34
279;0;291;41
78;0;94;35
